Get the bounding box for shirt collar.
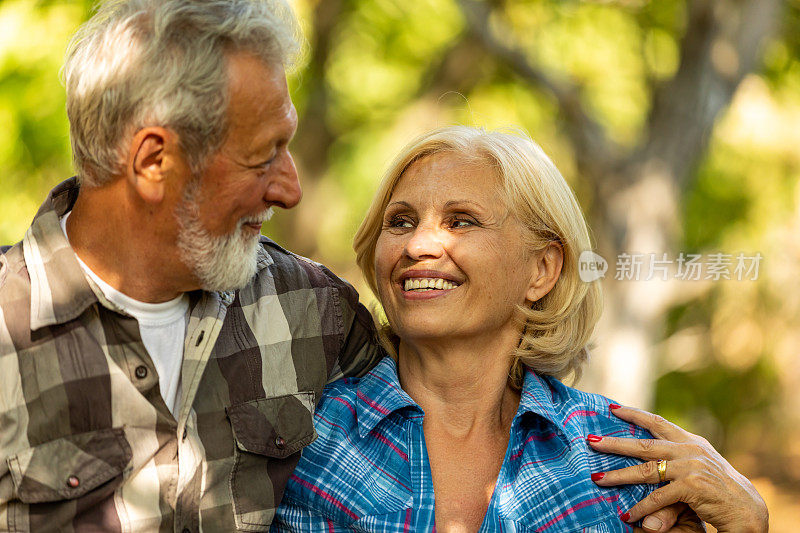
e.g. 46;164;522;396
517;366;586;446
355;358;586;444
22;178;99;330
356;357;421;438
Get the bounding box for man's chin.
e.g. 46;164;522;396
176;204;263;293
188;237;261;293
197;266;257;292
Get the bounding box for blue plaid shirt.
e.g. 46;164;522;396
273;357;655;532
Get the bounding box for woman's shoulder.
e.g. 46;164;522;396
318;376;361;412
538;373;651;441
488;371;658;530
537;373;657;494
306;377;363;448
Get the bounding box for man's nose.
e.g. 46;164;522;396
264;152;302;209
405;224;446;261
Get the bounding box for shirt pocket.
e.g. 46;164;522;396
5;427;132;531
226;391;317;532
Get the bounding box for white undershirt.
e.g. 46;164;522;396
61;212;187;416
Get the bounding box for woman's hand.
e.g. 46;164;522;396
587;405;768;533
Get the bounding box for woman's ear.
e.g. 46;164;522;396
526;241;564;303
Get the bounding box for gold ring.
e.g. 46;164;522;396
657;459;667;483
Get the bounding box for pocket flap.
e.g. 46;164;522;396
226;392;317;459
7;427;132;504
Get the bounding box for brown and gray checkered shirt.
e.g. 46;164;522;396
0;178;383;532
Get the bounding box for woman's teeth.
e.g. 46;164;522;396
403;278;457;291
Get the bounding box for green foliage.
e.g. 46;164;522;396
327;0;462;128
655;358;779;453
762;2;800;88
0;0;89;244
685;141;797;251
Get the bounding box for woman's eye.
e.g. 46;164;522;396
450;217;475;228
387;217;413;228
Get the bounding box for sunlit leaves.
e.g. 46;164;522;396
0;0;87;243
326;0;463;127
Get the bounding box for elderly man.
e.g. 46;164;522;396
0;0;381;531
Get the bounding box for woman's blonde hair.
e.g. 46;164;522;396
353;126;602;387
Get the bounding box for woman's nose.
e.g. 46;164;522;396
404;225;445;261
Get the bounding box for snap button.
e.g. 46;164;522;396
67;475;80;488
274;436;285;450
134;365;148;379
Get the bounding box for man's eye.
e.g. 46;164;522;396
252;152;278;169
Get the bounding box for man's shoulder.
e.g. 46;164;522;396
0;243;33;396
261;235;358;308
0;241;31;314
257;236;355;293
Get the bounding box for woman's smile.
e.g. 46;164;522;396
398;269;462;299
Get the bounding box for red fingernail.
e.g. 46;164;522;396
587;434;603;443
609;403;621;410
591;472;605;481
620;512;630;522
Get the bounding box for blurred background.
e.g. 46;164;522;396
1;0;798;528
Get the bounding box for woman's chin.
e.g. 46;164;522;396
393;321;457;343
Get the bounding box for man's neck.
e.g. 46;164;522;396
66;179;198;303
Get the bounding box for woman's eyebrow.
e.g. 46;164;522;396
385;200;413;210
385;199;490;212
443;199;486;210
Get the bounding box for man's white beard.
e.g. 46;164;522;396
175;180;273;292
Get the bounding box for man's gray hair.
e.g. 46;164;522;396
63;0;303;186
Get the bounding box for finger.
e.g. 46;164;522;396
623;484;685;524
587;434;681;461
632;525;703;533
608;405;690;442
640;502;686;532
634;524;705;533
592;459;685;486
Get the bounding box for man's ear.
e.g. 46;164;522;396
525;241;564;303
128;127;176;204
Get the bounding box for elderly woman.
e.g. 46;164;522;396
272;127;767;532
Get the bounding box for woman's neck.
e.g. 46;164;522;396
396;334;521;437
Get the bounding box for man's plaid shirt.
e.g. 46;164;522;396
0;178;383;532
